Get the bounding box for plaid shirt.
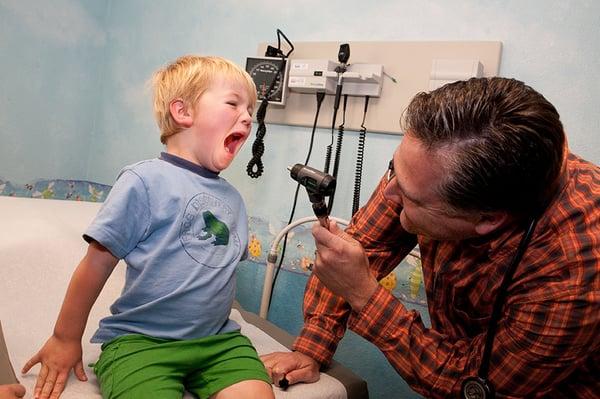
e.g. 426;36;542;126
293;153;600;398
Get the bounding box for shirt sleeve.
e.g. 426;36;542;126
296;168;600;397
347;265;599;398
293;173;418;365
83;169;151;259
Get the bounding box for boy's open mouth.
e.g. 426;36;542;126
224;132;246;154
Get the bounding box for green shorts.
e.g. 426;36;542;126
93;331;270;399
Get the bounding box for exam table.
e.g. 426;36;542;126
0;196;368;398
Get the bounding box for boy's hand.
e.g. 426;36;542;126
21;335;87;399
0;383;26;398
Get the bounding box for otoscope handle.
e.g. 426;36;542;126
334;84;343;111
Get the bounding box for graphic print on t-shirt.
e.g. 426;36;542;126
180;193;240;268
197;211;230;246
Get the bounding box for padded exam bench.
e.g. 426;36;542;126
0;196;368;399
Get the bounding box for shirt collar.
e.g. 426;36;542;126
159;152;219;179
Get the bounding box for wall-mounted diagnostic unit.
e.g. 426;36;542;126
288;60;383;97
252;41;502;134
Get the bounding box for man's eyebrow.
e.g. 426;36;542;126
395;175;424;206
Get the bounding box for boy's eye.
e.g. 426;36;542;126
226;101;237;107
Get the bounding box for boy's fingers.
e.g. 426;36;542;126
74;361;88;381
34;364;49;398
22;354;40;373
49;372;68;399
39;369;58;399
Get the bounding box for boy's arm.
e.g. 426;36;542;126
22;241;118;399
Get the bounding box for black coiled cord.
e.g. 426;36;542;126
352;129;366;215
352;96;370;215
246;29;294;179
327;95;348;213
246;99;268;178
323;145;332;174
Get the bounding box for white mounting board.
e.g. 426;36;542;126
256;41;502;135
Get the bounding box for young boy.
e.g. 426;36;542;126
22;55;274;399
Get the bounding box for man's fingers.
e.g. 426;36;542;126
285;366;320;385
260;352;320;387
74;361;88;381
259;352;279;364
270;367;285;387
328;220;343;235
12;384;26;398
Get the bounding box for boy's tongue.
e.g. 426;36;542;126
225;134;242;154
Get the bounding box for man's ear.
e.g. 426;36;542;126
474;211;510;236
169;99;193;128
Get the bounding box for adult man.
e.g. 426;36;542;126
262;78;599;397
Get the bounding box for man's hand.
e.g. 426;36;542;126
260;351;320;387
312;221;380;312
21;335;87;399
0;383;26;399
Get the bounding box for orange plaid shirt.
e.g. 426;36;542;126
293;153;600;398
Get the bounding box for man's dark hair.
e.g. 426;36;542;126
403;77;565;216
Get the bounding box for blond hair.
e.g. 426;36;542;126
152;55;257;144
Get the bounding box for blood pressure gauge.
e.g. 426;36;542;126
245;56;289;106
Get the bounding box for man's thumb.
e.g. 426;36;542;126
284;368;320;385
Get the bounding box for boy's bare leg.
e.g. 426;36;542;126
210;380;274;399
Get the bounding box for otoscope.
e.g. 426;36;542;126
288;163;336;228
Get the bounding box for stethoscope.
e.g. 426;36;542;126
461;216;538;399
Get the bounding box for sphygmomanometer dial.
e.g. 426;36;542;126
245;57;287;104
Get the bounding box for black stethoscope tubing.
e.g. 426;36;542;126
461;216;538;399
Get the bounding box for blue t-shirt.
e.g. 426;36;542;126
84;153;248;343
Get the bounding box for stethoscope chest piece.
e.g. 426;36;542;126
461;376;494;399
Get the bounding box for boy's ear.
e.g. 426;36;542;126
169;99;193;128
474;211;510;236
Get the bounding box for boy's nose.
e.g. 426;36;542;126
240;110;252;125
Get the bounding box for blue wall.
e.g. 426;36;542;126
2;1;599;398
3;0;599;221
0;0;107;183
